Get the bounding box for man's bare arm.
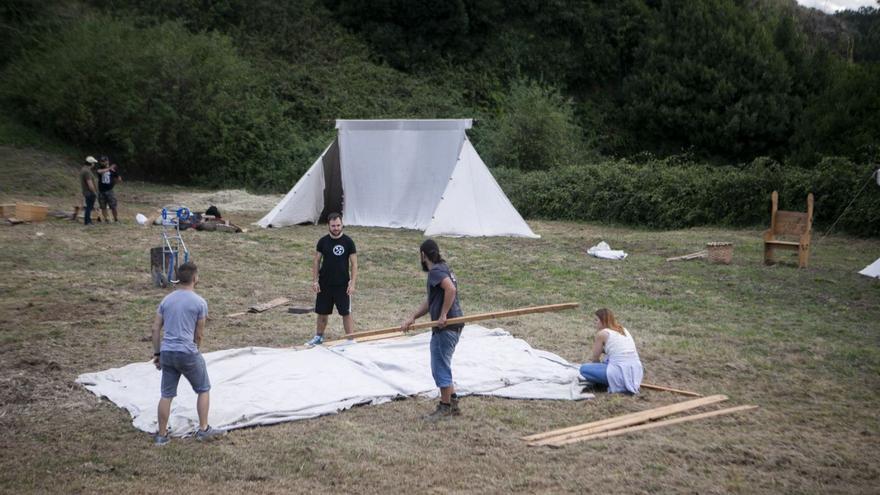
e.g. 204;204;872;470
194;318;206;348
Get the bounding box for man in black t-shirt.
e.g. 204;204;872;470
401;239;464;420
304;212;358;346
96;156;122;223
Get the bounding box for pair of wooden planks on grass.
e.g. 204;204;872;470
523;394;758;447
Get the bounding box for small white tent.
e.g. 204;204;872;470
256;119;538;238
859;258;880;278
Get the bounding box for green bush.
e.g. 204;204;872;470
477;79;585;171
493;156;880;236
1;16;301;191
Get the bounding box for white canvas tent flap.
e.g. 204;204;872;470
859;258;880;278
255;144;329;228
336;119;469;230
257;120;537;237
425;138;538;238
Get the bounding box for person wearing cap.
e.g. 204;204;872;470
78;156;99;225
401;239;465;420
96;156;122;223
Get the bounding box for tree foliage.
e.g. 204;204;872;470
0;0;878;233
478;79;584;170
1;16;302;190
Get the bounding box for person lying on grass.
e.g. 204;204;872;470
579;308;643;394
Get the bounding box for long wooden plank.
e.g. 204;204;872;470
665;251;707;262
326;303;579;344
640;382;702;397
249;297;289;313
545;405;758;447
522;394;727;443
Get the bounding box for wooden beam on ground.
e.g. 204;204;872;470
522;394;728;445
666;250;707;262
545;405;758;447
248;297;289;313
640;382;702;397
323;303;579;346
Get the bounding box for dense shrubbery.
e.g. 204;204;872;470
475;79;585;171
1;16;307;190
0;0;878;233
494;156;880;236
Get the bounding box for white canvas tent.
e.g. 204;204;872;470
256;119;538;238
859;258;880;278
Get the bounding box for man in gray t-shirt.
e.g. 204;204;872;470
401;239;464;421
150;262;225;445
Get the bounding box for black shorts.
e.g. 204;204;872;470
315;285;351;316
98;190;117;209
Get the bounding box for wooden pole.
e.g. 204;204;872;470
522;394;728;444
545;405;758;447
640;383;702;397
323;302;579;345
665;250;707;262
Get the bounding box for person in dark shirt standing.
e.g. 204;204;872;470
79;156;98;226
401;239;464;420
304;212;358;346
96;156;122;223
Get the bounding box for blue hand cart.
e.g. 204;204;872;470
152;206;191;288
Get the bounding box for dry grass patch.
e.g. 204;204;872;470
1;146;879;493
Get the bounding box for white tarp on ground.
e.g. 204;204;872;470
587;241;628;260
859;257;880;278
76;326;587;436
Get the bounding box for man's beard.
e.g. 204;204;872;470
421;261;429;272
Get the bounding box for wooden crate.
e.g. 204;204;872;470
15;202;49;222
0;204;14;218
706;242;733;264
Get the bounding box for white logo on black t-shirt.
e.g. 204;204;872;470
333;245;345;256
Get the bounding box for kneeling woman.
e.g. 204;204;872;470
580;308;643;394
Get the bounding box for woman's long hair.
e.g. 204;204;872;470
595;308;625;335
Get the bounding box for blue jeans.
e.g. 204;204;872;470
160;351;211;398
83;193;96;225
579;363;609;385
430;329;461;388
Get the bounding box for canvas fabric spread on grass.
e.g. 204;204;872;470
76;326;587;436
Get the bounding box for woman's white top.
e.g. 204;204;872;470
602;328;639;359
600;327;643;394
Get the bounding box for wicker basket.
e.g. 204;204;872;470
0;204;14;218
15;202;49;222
706;242;733;264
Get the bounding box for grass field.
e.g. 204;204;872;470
1;145;879;494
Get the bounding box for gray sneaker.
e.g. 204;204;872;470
304;335;324;347
154;434;170;446
195;425;226;441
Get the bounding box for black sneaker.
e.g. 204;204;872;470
424;402;455;421
450;395;461;416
